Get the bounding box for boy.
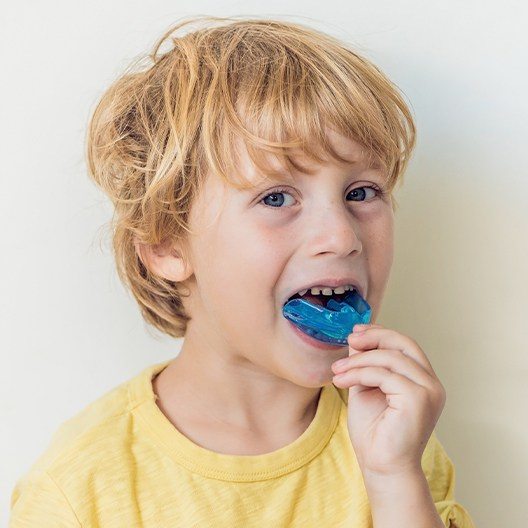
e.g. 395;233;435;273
9;15;476;527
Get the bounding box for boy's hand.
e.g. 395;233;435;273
331;323;446;479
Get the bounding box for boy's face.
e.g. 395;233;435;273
173;128;394;387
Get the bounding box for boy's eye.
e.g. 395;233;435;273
259;185;382;209
260;188;297;208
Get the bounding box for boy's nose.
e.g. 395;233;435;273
305;207;363;257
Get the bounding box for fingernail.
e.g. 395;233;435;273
349;330;365;337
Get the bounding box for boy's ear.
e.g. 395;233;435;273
133;237;193;282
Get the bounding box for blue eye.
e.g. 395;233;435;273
348;186;380;202
259;185;383;209
260;188;296;208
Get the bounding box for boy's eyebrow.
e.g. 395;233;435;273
247;161;384;189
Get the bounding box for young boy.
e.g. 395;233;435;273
9;15;476;528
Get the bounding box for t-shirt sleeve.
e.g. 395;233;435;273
9;469;81;527
424;431;476;528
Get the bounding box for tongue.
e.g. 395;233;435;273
297;291;352;307
301;293;326;306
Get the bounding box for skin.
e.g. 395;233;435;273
137;126;449;525
332;322;447;528
136;126;396;454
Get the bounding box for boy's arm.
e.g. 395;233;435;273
363;467;446;528
9;469;82;527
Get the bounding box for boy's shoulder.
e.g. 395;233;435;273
10;361;171;522
27;378;131;477
23;360;169;477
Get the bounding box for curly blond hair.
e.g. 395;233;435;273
85;15;416;340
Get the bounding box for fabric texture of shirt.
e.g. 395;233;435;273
9;359;476;527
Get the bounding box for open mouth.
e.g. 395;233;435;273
282;287;371;346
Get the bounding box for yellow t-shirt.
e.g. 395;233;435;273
9;359;476;527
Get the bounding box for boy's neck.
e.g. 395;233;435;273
151;352;322;455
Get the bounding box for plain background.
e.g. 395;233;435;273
2;1;527;527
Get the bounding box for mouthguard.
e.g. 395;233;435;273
282;288;371;346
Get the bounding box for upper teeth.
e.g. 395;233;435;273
297;285;355;297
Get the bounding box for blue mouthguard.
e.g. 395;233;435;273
282;289;371;346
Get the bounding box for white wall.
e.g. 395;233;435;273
2;2;527;527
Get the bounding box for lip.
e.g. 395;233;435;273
282;277;366;307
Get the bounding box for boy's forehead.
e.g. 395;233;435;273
234;127;380;189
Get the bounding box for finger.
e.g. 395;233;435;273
332;366;422;397
331;348;436;390
353;323;382;332
347;327;435;376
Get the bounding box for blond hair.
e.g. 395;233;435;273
85;15;416;339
